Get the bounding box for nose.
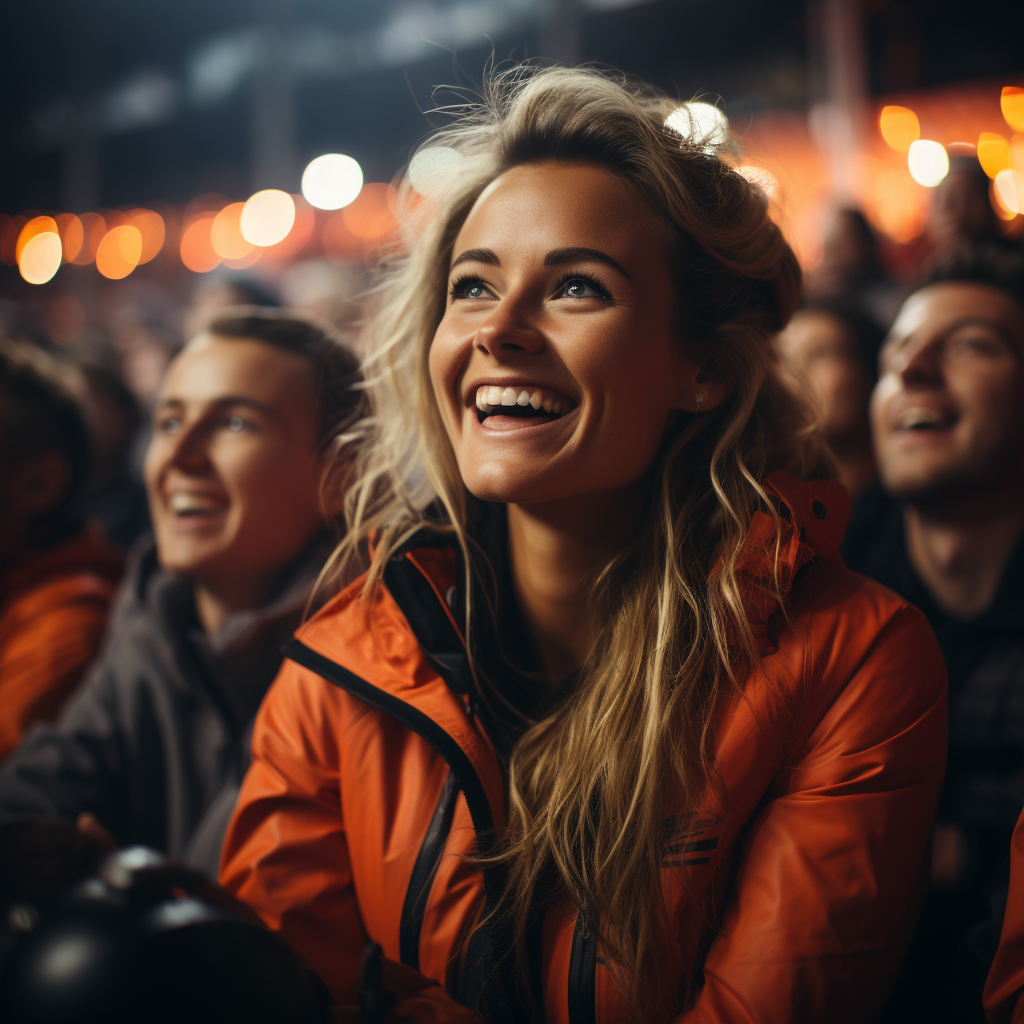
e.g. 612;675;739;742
166;419;212;475
891;335;943;389
473;296;544;357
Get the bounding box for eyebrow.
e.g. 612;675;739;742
155;396;278;418
449;245;631;280
886;316;1017;351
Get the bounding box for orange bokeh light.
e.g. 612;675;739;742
180;214;222;273
16;216;59;262
1003;87;1024;134
18;232;63;285
879;106;921;153
127;209;166;263
96;225;143;280
210;203;254;260
260;197;315;262
72;213;107;265
54;213;84;262
342;184;399;241
323;211;366;264
978;132;1011;179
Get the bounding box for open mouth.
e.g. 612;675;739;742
167;492;229;518
895;407;958;433
473;385;576;425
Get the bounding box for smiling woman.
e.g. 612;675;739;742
220;66;948;1024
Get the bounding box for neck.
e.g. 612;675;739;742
193;569;283;636
904;484;1024;620
506;482;645;684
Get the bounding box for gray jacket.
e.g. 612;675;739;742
0;536;329;878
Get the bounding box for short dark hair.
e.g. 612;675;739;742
206;309;365;454
0;340;92;536
923;240;1024;310
799;298;886;379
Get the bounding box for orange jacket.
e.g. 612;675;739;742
0;525;124;760
220;474;948;1024
984;807;1024;1022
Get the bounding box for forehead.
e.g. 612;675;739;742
889;283;1024;343
453;161;666;261
160;336;315;407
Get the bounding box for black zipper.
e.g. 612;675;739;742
399;769;460;969
567;912;597;1024
282;637;520;1024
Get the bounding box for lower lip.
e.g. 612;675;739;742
472;406;579;435
891;425;957;444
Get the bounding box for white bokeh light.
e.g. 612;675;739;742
240;190;296;246
664;102;729;154
907;140;950;187
301;154;364;211
408;146;464;196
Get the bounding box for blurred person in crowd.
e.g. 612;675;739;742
0;342;124;762
0;312;365;890
220;67;946;1024
843;242;1024;1023
777;299;884;497
184;271;281;341
807;207;904;330
929;156;1002;264
76;357;150;549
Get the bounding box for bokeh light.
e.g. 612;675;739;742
18;232;63;284
301;154;363;210
907;140;949;187
210;203;254;259
240;190;295;246
71;213;107;265
1002;87;1024;134
95;225;143;280
54;213;84;262
994;169;1024;216
127;209;166;263
259;196;314;263
16;216;59;262
408;146;463;195
180;214;222;273
879;105;921;152
664;103;729;153
977;132;1011;178
341;184;399;242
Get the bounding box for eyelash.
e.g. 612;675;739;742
448;270;613;302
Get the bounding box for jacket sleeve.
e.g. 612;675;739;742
983;807;1024;1023
220;659;484;1023
0;653;130;839
678;603;948;1024
0;583;112;761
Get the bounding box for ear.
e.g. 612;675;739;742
17;450;71;519
672;360;731;415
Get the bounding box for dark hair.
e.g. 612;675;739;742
923;240;1024;310
0;340;91;538
799;297;886;379
206;309;365;455
198;272;281;308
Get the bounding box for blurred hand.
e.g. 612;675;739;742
0;814;116;906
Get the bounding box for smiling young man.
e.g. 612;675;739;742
842;243;1024;1023
0;312;363;892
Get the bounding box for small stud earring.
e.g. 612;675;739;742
695;393;704;410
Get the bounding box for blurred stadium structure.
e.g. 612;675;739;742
0;0;1021;336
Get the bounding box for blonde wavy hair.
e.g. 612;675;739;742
327;65;832;1013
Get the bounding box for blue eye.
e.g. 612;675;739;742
159;417;181;435
450;276;490;300
227;415;245;432
555;272;612;302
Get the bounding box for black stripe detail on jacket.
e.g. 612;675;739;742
568;913;597;1024
399;770;460;969
282;637;526;1024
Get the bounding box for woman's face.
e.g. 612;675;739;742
429;161;705;507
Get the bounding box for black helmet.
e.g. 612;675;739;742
0;847;328;1024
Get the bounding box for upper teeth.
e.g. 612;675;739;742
898;408;949;429
475;385;567;414
169;493;222;513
